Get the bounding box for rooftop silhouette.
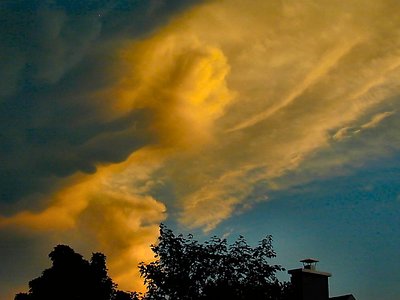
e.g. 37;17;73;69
288;259;356;300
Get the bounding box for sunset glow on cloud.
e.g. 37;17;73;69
1;1;400;299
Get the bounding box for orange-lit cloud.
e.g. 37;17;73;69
105;32;234;150
142;0;400;230
75;190;166;292
0;7;236;289
0;148;167;292
3;0;400;295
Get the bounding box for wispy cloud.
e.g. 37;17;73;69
333;111;395;141
2;0;400;296
151;0;400;230
228;38;363;132
361;111;395;129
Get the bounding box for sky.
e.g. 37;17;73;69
1;0;400;299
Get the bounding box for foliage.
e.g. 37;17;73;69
15;226;292;300
15;245;135;300
139;224;291;300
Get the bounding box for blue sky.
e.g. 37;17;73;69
215;155;400;299
1;1;400;299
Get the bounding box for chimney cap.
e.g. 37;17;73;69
300;258;319;270
300;258;319;263
288;258;331;277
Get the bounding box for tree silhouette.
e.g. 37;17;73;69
15;245;135;300
139;224;291;300
16;227;292;300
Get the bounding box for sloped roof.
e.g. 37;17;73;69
330;294;356;300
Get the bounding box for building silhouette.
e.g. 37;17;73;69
288;259;356;300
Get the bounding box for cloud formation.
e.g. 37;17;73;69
0;0;202;205
2;0;400;297
333;111;396;141
144;0;400;230
0;0;204;296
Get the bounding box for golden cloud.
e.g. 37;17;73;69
144;0;400;229
76;190;166;292
0;149;167;292
0;6;236;290
105;31;234;150
3;0;400;293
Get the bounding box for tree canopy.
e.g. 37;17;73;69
16;225;291;300
15;245;137;300
139;224;291;300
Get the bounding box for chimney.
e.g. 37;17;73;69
288;258;332;300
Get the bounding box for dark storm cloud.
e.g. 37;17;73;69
0;0;203;207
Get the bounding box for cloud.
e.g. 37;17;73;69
178;170;252;232
3;0;400;297
0;0;203;205
0;2;234;291
0;149;167;292
137;0;400;230
105;32;234;149
7;24;234;296
75;190;166;292
0;0;207;296
271;107;400;193
333;127;352;141
0;1;101;96
361;111;395;129
333;111;395;141
0;0;203;97
227;38;363;132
